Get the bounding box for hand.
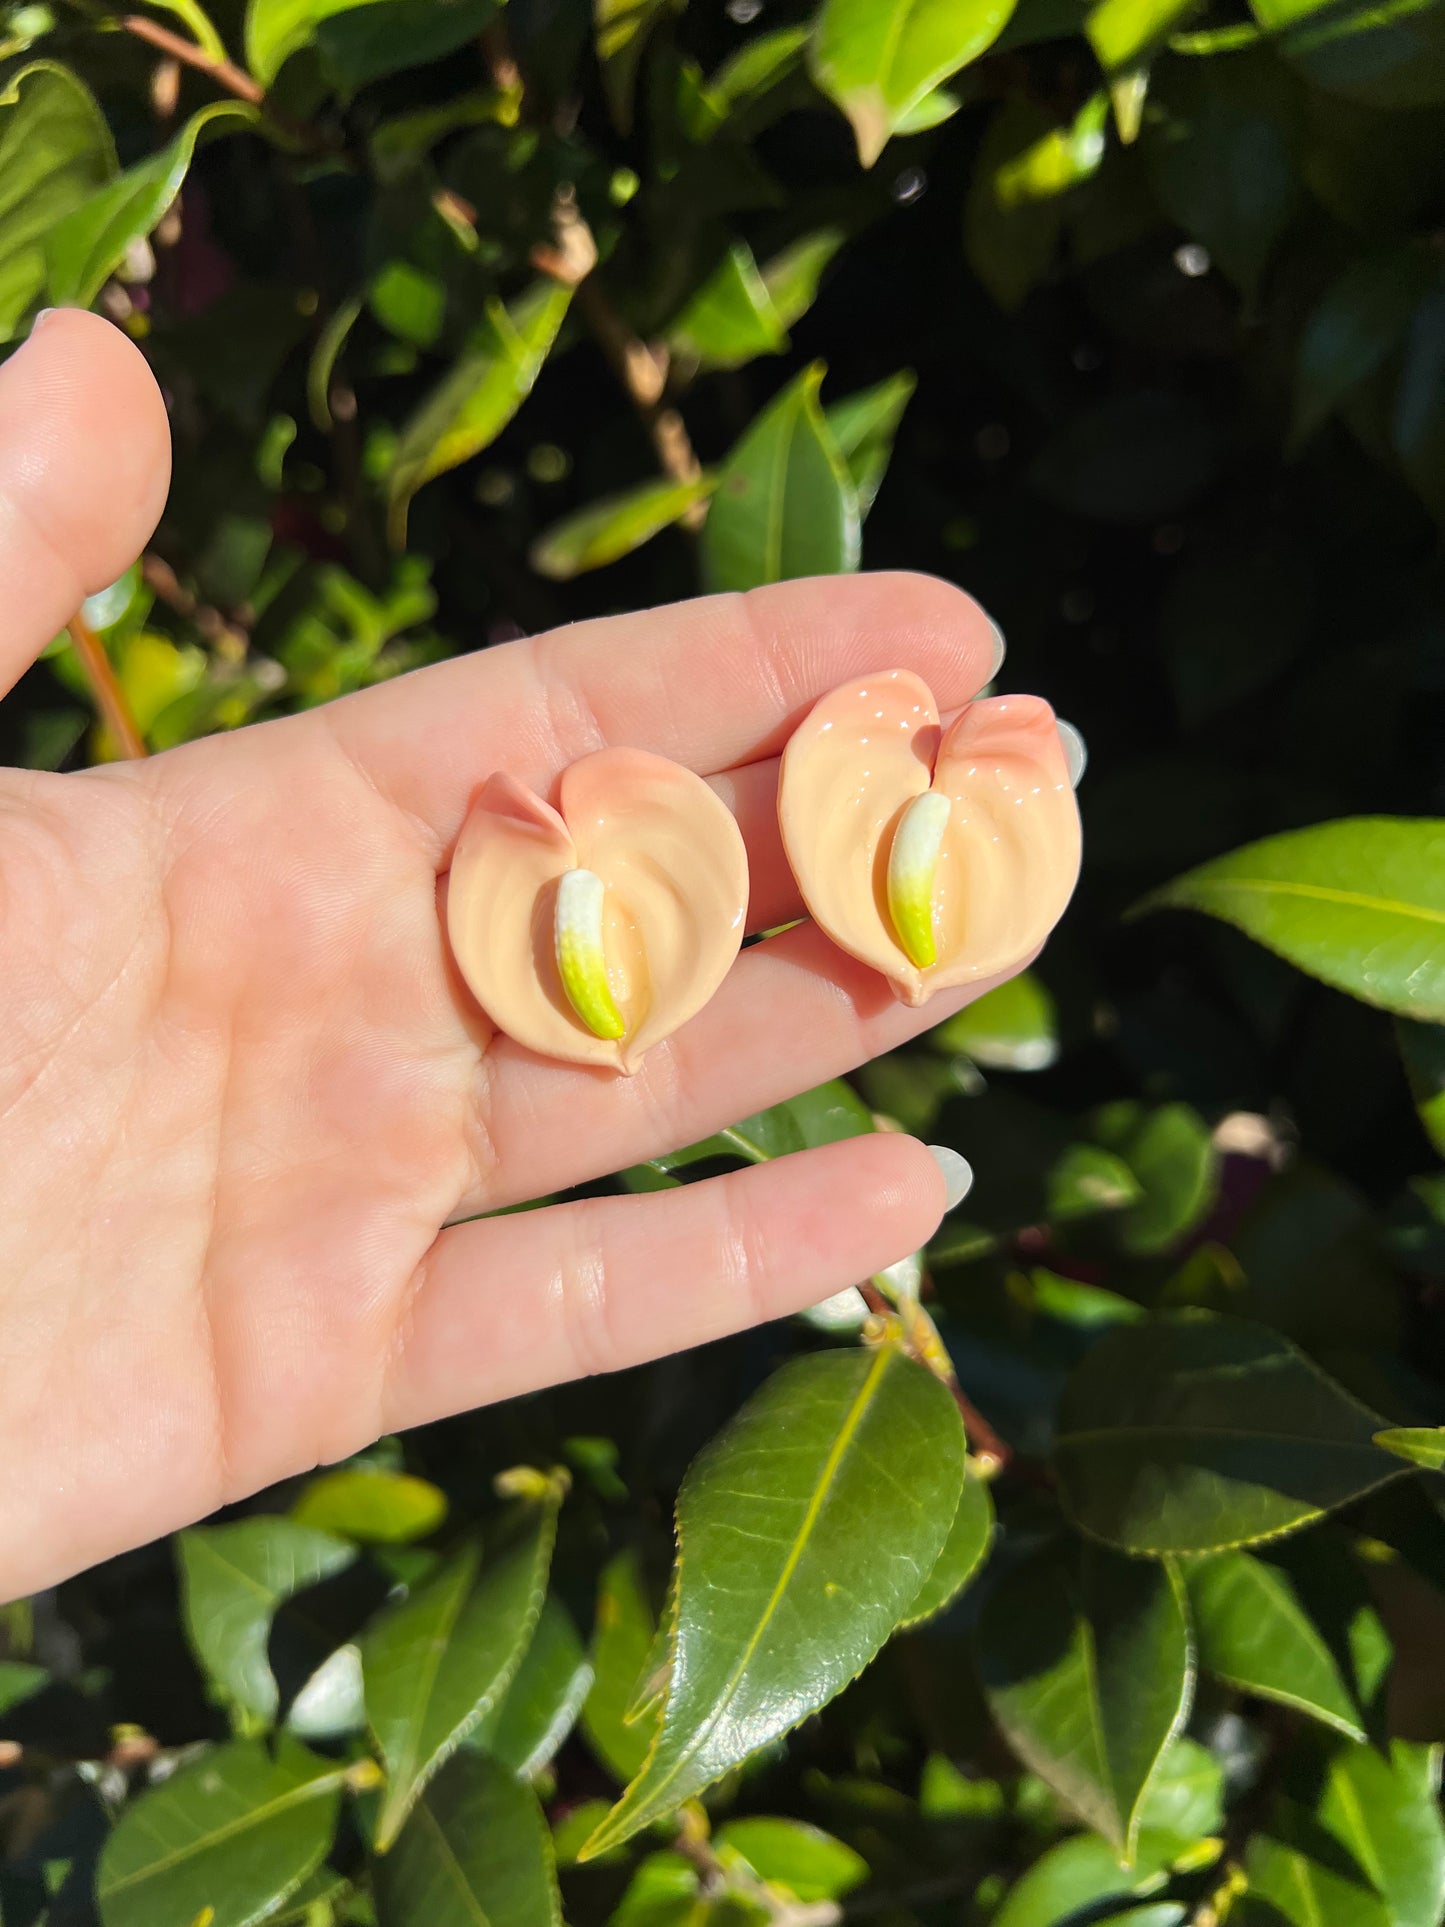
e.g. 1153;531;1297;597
0;312;1009;1599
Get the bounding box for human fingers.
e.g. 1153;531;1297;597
0;310;170;700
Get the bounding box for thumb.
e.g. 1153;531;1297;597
0;308;171;700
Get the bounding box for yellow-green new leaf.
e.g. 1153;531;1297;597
387;281;572;545
292;1466;448;1544
46;102;254;311
97;1737;346;1927
0;63;115;340
668;240;789;370
1375;1426;1445;1470
364;1499;558;1849
810;0;1018;167
1137;818;1445;1021
530;474;715;580
579;1346;964;1858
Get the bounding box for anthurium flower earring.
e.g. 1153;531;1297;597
779;670;1082;1006
447;748;748;1072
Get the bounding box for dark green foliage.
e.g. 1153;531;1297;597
2;0;1445;1921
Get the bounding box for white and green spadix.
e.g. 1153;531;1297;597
446;749;749;1073
779;669;1083;1007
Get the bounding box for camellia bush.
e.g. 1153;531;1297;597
3;0;1445;1920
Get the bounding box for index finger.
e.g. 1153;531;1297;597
320;571;1002;857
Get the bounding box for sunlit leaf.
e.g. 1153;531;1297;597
1056;1313;1403;1553
1317;1741;1445;1927
580;1346;965;1856
759;228;845;331
97;1737;346;1927
702;364;860;591
823;370;917;515
667;240;788;369
1243;1821;1392;1927
291;1466;448;1545
1137;818;1445;1021
714;1818;868;1903
530;474;715;579
0;62;114;339
1375;1426;1445;1470
931;970;1058;1070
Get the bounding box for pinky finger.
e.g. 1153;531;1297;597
380;1133;951;1434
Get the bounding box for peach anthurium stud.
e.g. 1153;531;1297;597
446;747;749;1073
779;670;1081;1007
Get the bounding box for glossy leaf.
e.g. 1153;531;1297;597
364;1498;557;1849
1086;0;1198;69
1317;1741;1445;1927
931;970;1058;1070
387;281;573;545
992;1835;1164;1927
977;1542;1194;1857
760;229;845;331
810;0;1017;167
0;63;114;340
897;1471;993;1627
1055;1314;1402;1553
580;1345;965;1856
291;1466;448;1545
1243;1823;1392;1927
177;1518;355;1725
1375;1426;1445;1469
1398;1017;1445;1157
1090;1101;1218;1256
668;241;789;369
1137;818;1445;1021
1184;1549;1365;1739
96;1737;346;1927
710;26;810;108
714;1818;868;1903
46;102;250;311
581;1549;658;1783
823;371;917;516
374;1752;560;1927
702;365;860;592
244;0;490;87
530;475;715;580
475;1596;593;1779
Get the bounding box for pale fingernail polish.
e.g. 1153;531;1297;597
986;619;1007;684
1056;719;1086;788
29;308;56;335
926;1144;974;1211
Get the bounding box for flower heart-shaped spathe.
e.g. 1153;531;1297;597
447;747;749;1072
778;669;1081;1006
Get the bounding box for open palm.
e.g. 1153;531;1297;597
0;312;1013;1599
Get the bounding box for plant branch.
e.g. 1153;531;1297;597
67;614;148;760
118;13;263;105
860;1279;1013;1476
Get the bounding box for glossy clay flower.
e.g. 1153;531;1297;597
779;670;1081;1006
447;747;748;1072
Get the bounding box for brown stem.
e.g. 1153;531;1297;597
67;614;148;760
119;14;264;104
575;277;704;493
859;1282;1013;1476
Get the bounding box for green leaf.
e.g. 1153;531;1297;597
701;365;861;592
897;1471;993;1627
991;1835;1163;1927
364;1498;558;1849
1317;1741;1445;1927
387;280;572;545
1183;1550;1365;1739
244;0;492;87
580;1346;966;1856
1375;1427;1445;1470
759;228;845;331
1048;1143;1144;1222
374;1752;560;1927
1055;1314;1403;1554
976;1542;1193;1857
1242;1822;1392;1927
810;0;1018;167
177;1518;355;1725
96;1737;346;1927
714;1818;868;1903
711;26;810;108
1292;246;1434;447
291;1467;448;1545
596;0;670;131
1137;819;1445;1020
474;1597;593;1779
1250;0;1445;109
993;91;1111;205
1086;0;1198;72
0;63;114;340
45;102;250;311
581;1549;658;1782
0;1661;47;1718
823;370;917;516
142;0;229;60
1398;1017;1445;1157
667;241;789;369
1090;1101;1218;1256
530;475;715;580
1025;1268;1147;1330
930;971;1058;1071
1139;1736;1225;1854
963;101;1066;311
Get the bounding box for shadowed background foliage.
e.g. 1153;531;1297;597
2;0;1445;1919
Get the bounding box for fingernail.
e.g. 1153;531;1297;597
1056;719;1086;788
926;1144;974;1211
29;308;56;335
985;619;1007;685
